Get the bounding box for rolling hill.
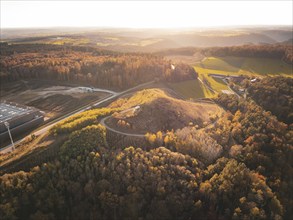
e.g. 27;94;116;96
1;27;292;52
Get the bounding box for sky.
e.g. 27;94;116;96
1;1;292;29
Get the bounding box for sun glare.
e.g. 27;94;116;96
1;1;292;28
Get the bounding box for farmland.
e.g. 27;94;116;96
168;56;292;99
195;56;292;76
168;79;214;99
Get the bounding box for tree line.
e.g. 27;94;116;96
158;44;293;64
246;76;293;124
0;44;197;90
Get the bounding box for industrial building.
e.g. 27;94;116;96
0;101;44;147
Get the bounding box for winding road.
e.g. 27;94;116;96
0;81;154;154
198;75;240;98
197;77;217;94
99;97;220;139
100;115;146;138
221;78;241;98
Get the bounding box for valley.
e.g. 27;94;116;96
0;26;292;220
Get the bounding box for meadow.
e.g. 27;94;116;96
169;56;292;99
195;56;292;76
168;79;215;99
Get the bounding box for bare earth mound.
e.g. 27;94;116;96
107;89;223;133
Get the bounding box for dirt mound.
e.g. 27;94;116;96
107;89;223;133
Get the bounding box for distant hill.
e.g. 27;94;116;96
281;38;293;44
155;32;276;48
1;26;292;52
94;32;280;52
157;44;293;64
261;29;293;42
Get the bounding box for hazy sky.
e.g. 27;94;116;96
1;1;292;28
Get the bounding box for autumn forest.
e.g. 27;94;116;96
0;16;292;220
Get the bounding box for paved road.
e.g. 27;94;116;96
0;81;154;154
198;75;240;98
100;115;146;138
0;93;115;154
197;77;217;94
99;93;220;139
221;78;240;98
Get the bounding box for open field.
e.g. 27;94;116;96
165;52;205;65
195;56;293;76
167;79;214;99
191;56;292;96
163;56;292;99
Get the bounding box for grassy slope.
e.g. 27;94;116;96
195;56;292;76
167;56;292;99
168;79;214;99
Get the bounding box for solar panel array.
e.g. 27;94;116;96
0;102;33;123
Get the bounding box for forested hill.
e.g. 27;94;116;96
0;43;115;55
247;76;293;124
0;44;197;90
1;80;292;219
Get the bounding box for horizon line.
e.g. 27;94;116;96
2;24;292;30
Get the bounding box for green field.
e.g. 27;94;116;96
168;79;215;99
195;56;292;96
169;56;292;99
195;56;293;76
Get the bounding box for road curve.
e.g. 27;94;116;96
197;77;217;94
0;81;155;154
0;93;115;154
100;115;146;138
